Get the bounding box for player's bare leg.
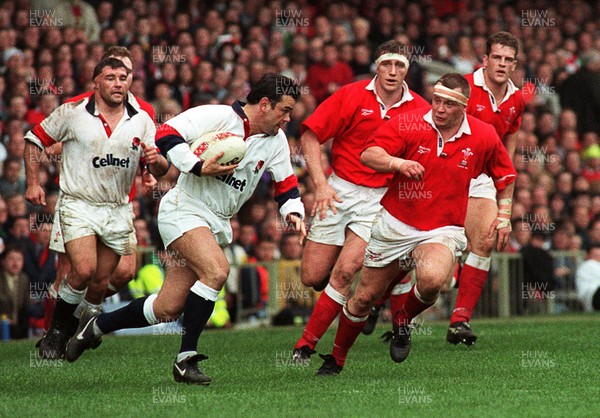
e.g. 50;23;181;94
317;261;400;375
66;227;228;385
362;270;412;336
391;243;454;363
104;252;137;297
73;251;136;316
300;240;341;289
41;236;120;359
448;197;497;345
294;230;364;362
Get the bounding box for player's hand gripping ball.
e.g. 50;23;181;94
190;131;246;165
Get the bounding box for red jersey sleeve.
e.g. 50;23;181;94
365;114;407;158
484;130;517;190
301;88;350;144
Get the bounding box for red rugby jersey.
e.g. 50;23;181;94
465;69;525;143
367;107;516;231
302;78;428;188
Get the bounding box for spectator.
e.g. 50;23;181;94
23;215;56;291
520;230;556;311
240;239;276;318
508;219;532;253
280;233;303;261
0;158;26;198
5;194;27;219
306;42;353;103
560;49;600;136
223;218;247;324
575;244;600;311
0;245;29;339
551;223;578;290
581;144;600;191
450;35;477;74
54;0;101;43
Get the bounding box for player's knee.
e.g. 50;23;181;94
207;267;229;288
300;265;324;287
72;265;95;284
416;275;444;300
471;235;495;257
111;264;135;288
331;263;361;287
351;292;376;316
153;301;183;322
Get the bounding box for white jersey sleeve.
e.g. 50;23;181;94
25;102;78;148
157;105;244;173
268;131;305;221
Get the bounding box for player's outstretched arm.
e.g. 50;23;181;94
24;141;46;206
361;146;424;181
300;129;342;220
488;182;515;251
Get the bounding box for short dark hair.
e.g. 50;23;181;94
486;31;519;56
102;46;132;61
92;57;129;79
1;244;24;260
246;73;301;105
435;73;470;98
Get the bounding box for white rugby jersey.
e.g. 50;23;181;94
25;95;156;204
156;101;305;220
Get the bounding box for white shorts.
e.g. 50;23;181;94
468;173;496;201
363;209;467;268
158;186;231;248
50;193;136;254
308;173;386;246
58;194;135;256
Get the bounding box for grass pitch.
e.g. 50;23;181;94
1;314;598;418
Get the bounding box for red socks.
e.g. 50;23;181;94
394;285;435;327
295;284;345;350
331;306;368;366
451;253;491;323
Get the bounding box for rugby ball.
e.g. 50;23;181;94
190;131;246;165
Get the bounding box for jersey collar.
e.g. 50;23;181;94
232;100;251;140
423;110;471;156
85;94;138;118
473;67;518;111
366;77;414;118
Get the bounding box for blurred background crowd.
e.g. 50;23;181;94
1;0;600;338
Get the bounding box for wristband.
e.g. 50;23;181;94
190;160;204;177
495;217;511;230
388;157;407;171
497;197;512;219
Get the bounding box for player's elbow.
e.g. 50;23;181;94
299;128;319;148
360;147;376;168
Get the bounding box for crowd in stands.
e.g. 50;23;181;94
2;0;600;338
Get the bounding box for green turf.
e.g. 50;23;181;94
1;314;598;418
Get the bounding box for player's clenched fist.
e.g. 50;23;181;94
140;142;159;165
396;160;425;181
25;184;46;206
